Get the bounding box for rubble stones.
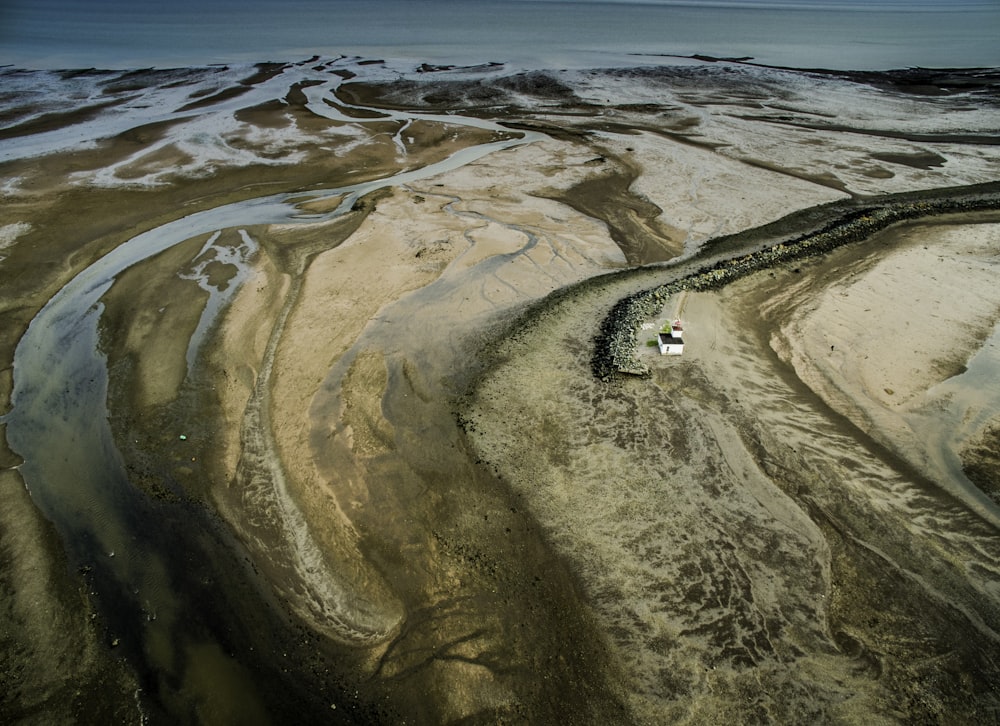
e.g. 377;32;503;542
592;189;1000;381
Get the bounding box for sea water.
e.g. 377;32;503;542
1;0;998;71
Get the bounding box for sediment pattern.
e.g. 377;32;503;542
462;205;1000;724
592;184;1000;381
2;58;1000;723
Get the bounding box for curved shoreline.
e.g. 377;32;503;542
458;182;1000;724
590;181;1000;381
3;56;1000;723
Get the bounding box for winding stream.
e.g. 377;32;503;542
4;60;1000;720
1;78;542;719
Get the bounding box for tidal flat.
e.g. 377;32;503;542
1;58;1000;724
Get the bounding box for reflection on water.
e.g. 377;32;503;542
909;315;1000;521
0;84;539;719
4;0;999;71
179;229;259;375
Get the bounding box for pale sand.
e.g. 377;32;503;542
465;215;1000;722
594;130;846;252
768;221;1000;409
765;219;1000;521
220;127;854;656
3;60;1000;722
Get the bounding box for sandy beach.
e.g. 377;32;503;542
463;208;1000;721
2;58;1000;723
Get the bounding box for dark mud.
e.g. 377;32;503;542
964;422;1000;506
3;59;1000;725
0;468;141;724
545;164;684;265
458;203;1000;723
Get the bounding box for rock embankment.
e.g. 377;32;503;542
593;187;1000;381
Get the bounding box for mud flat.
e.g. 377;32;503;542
2;58;1000;723
462;207;1000;722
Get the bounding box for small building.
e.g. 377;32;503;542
658;320;684;355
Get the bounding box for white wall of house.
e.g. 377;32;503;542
658;334;684;355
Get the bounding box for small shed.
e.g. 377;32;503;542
657;320;684;355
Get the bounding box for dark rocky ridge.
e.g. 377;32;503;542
591;182;1000;381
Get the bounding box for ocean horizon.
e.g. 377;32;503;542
2;0;998;72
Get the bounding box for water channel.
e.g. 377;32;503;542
1;68;542;720
4;60;999;720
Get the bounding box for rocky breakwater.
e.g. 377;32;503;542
593;184;1000;381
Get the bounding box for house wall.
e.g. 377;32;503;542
658;339;684;355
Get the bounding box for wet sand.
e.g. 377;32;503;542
462;209;1000;722
2;58;1000;723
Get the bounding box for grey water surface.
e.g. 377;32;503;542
2;0;998;71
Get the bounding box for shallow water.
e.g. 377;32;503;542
0;75;542;720
3;1;998;71
910;309;1000;517
2;49;998;721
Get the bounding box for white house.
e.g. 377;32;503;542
657;320;684;355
